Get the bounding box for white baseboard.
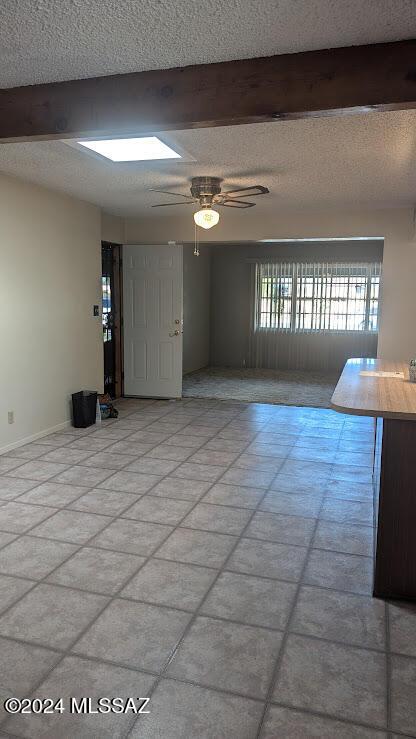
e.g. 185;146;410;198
0;419;72;455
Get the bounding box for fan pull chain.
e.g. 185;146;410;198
194;221;200;256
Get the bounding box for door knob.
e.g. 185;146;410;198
169;330;180;336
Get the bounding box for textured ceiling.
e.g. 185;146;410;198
0;110;415;217
1;0;416;87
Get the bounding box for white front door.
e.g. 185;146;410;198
123;244;183;398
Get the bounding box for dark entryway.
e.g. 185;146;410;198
101;241;122;398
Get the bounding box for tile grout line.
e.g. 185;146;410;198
0;432;182;737
0;406;215;556
0;518;375;558
123;432;275;735
0;409;373;601
0;409;196;650
385;599;393;734
0;403;239;569
0;401;385;738
127;410;383;739
1;664;399;739
253;478;331;737
0;415;217;613
0;401;260;736
0;487;377;515
254;413;367;738
0;580;394;656
123;420;293;737
0;414;374;559
0;552;388;638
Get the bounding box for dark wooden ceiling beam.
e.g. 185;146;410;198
0;39;415;142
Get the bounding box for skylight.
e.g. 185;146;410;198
76;136;181;162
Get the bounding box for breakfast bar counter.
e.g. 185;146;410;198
332;358;416;600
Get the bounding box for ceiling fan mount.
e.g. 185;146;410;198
190;176;223;204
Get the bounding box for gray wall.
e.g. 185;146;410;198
183;244;211;374
210;241;384;371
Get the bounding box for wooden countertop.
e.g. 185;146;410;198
331;358;416;421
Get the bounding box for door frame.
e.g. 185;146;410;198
101;241;124;398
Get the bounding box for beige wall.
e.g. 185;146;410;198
377;221;416;360
101;212;124;243
0;173;103;452
124;207;416;362
124;206;409;243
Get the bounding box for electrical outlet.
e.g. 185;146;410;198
8;411;14;424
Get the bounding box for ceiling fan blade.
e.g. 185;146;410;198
148;188;194;200
222;185;269;197
151;201;195;207
220;199;255;208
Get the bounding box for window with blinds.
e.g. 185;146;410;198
256;262;382;333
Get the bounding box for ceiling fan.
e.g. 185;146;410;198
149;176;269;229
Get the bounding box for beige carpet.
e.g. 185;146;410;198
182;366;340;408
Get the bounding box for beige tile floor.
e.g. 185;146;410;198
0;398;414;738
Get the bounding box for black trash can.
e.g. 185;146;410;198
72;390;98;428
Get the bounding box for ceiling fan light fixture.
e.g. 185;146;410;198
194;208;220;230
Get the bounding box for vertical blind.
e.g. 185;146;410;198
255;261;382;333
